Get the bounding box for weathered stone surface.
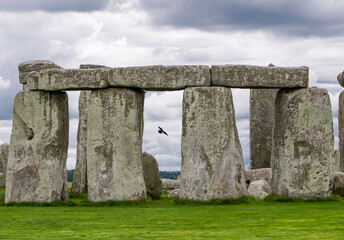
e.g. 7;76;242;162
162;179;180;190
5;90;69;203
87;88;146;202
332;172;344;196
245;168;272;188
180;87;247;201
168;189;180;197
80;64;108;70
250;89;279;169
339;91;344;172
247;180;272;199
337;71;344;87
109;65;211;90
27;68;110;91
334;150;342;172
272;87;334;198
211;65;309;88
0;144;9;187
72;91;91;194
18;60;62;84
142;152;162;199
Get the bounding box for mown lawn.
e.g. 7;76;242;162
0;200;343;239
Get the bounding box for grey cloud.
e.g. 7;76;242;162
0;0;110;12
140;0;344;37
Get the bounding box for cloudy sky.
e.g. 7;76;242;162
0;0;343;171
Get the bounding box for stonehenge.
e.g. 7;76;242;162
0;144;9;187
3;59;342;203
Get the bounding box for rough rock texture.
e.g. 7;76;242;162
250;89;279;169
18;60;62;84
87;88;146;202
272;87;335;198
244;168;272;188
5;90;69;203
180;87;247;201
72;91;91;194
28;68;110;91
337;71;344;87
168;189;180;197
142;152;162;199
211;65;309;88
339;91;344;172
247;180;272;199
110;65;211;90
0;144;9;187
332;172;344;197
334;150;342;172
162;179;180;190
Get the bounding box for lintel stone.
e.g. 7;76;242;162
211;65;309;88
27;68;110;91
109;65;211;90
18;60;62;84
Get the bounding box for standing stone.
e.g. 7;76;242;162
334;150;342;172
72;91;91;194
142;152;162;199
5;90;69;203
250;89;279;169
337;71;344;87
87;88;146;202
180;87;247;201
162;179;180;190
332;172;344;197
0;144;9;187
272;87;334;198
339;91;344;172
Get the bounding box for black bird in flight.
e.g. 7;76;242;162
158;126;168;136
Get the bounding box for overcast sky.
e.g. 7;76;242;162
0;0;343;171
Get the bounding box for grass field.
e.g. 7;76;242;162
0;191;343;239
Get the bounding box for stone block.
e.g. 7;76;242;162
180;87;247;201
72;90;91;195
339;91;344;172
332;172;344;196
87;88;146;202
168;189;180;197
162;179;180;190
142;152;162;199
27;68;110;91
250;89;279;169
334;150;342;172
109;65;211;90
211;65;309;88
247;180;272;199
272;87;334;198
0;144;9;187
245;168;272;188
5;90;69;203
18;60;62;84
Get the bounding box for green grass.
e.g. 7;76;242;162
0;188;344;239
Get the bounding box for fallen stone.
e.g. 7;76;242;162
5;90;69;203
0;144;9;187
332;172;344;197
180;87;247;201
247;180;272;199
211;65;309;88
245;168;272;188
339;91;344;172
72;90;91;195
272;87;334;198
250;89;279;169
142;152;162;199
27;67;110;91
87;88;146;202
162;179;180;190
18;60;62;84
337;71;344;87
109;65;211;90
168;189;180;197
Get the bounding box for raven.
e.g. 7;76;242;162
158;126;168;136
